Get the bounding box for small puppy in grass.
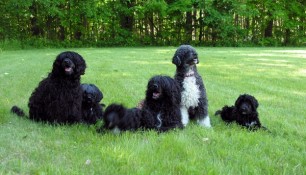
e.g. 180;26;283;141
81;83;104;124
215;94;270;131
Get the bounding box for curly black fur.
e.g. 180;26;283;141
215;94;269;131
81;83;104;124
100;75;183;133
172;45;211;127
11;51;86;124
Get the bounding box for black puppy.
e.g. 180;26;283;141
81;83;104;124
215;94;269;131
101;75;183;133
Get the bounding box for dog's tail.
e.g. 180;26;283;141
11;105;26;117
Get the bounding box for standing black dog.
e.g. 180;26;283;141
172;45;211;128
215;94;268;131
101;75;183;133
81;83;104;124
11;51;86;124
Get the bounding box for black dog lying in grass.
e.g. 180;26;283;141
100;75;183;133
81;83;104;124
215;94;269;131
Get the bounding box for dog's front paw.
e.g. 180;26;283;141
198;116;212;128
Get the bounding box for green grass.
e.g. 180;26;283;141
0;47;305;174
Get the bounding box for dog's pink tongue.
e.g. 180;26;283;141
65;67;72;72
153;92;160;99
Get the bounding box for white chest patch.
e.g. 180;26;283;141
181;76;200;108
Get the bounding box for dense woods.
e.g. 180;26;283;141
0;0;305;48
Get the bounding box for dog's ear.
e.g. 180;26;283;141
235;95;243;107
172;56;181;66
52;55;64;76
163;76;181;105
88;84;103;102
74;54;86;76
96;90;103;102
251;96;259;109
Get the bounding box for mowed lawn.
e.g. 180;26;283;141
0;47;305;174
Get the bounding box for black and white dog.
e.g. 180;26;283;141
172;45;211;127
100;75;183;133
81;83;104;124
215;94;269;131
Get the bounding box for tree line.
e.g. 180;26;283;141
1;0;305;48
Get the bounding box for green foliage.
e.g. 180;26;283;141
0;47;305;174
0;0;305;48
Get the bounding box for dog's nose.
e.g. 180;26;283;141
153;84;158;89
63;58;71;66
240;104;248;111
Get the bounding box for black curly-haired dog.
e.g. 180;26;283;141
81;83;104;124
100;75;183;133
172;45;211;128
11;51;86;124
215;94;268;131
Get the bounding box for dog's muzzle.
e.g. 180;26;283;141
84;95;95;104
62;58;75;74
152;84;161;99
240;103;252;114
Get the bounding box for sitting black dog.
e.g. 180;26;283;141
215;94;269;131
81;83;104;124
11;51;86;124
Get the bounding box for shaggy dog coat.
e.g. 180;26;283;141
81;83;104;124
101;75;183;133
215;94;268;131
172;45;211;127
11;51;86;124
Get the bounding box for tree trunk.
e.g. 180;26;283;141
264;13;273;38
185;11;192;43
199;10;203;43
